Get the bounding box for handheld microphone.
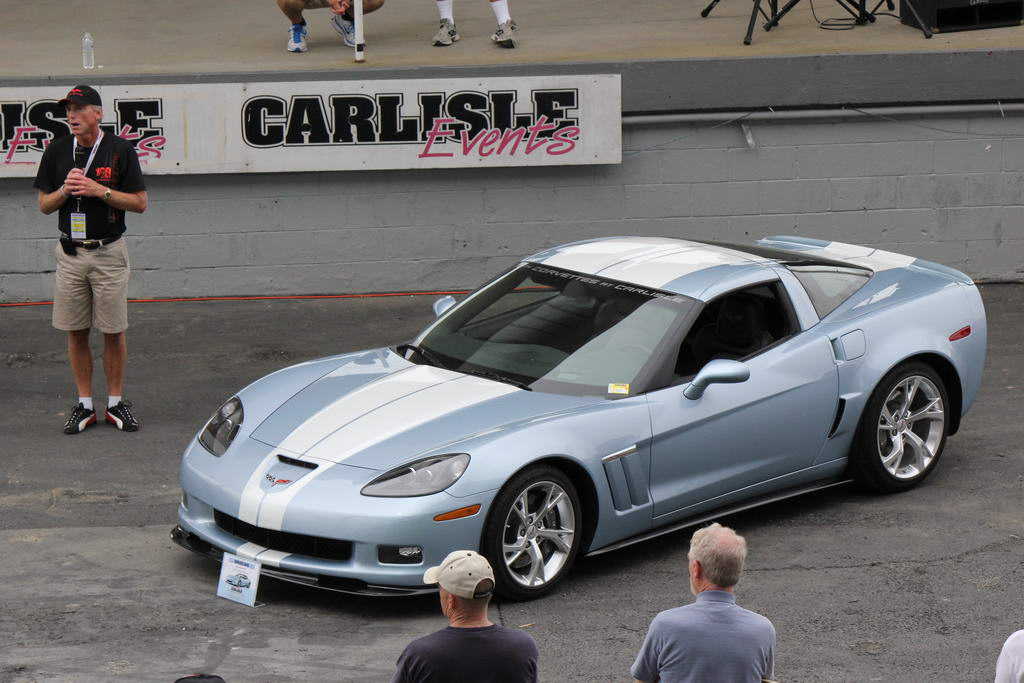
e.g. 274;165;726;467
74;145;87;170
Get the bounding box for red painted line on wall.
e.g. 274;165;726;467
0;290;472;308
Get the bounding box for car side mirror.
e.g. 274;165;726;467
432;295;457;318
683;359;750;400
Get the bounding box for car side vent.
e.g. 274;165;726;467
278;454;317;470
828;398;846;438
602;445;649;511
830;337;845;361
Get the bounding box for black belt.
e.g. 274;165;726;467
61;234;121;250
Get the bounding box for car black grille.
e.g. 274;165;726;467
214;510;353;561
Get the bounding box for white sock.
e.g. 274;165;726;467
108;395;122;409
490;0;511;24
80;397;93;411
436;0;454;21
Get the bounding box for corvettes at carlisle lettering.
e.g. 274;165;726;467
241;89;581;157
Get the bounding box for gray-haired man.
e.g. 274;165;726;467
392;550;539;683
35;84;147;435
631;523;776;683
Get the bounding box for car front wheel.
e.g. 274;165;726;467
851;361;949;493
481;465;581;601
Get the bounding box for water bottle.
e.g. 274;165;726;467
82;33;95;69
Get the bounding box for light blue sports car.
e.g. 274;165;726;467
173;236;987;600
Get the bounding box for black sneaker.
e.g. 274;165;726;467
106;400;139;432
63;403;97;434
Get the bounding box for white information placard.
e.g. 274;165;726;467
216;552;262;607
0;75;621;177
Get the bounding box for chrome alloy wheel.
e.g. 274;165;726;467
501;481;576;588
876;375;945;480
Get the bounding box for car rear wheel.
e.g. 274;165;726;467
851;362;949;493
481;465;581;601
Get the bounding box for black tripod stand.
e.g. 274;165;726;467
763;0;933;37
701;0;780;44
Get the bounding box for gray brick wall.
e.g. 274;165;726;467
2;112;1023;301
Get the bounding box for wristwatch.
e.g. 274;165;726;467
103;189;112;202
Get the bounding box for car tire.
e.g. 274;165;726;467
481;464;582;601
850;361;949;493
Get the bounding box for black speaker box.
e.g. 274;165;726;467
901;0;1023;31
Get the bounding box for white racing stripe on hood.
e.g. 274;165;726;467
255;375;519;531
238;451;282;525
277;364;456;454
238;365;448;525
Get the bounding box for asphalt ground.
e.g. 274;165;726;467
1;284;1022;682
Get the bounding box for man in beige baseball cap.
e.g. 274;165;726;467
423;549;495;599
391;550;539;682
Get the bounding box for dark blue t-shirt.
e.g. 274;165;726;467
392;625;539;683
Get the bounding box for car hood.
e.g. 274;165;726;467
249;352;600;470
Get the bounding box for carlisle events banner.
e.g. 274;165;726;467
0;75;620;177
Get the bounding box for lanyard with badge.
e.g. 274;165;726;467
69;130;104;240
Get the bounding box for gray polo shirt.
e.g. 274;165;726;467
631;590;775;683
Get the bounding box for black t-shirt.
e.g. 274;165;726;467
33;132;146;240
392;625;539;683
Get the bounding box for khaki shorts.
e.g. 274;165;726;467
52;238;130;334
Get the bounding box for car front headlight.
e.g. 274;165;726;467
361;454;470;497
199;397;244;456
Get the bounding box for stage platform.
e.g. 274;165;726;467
3;0;1023;111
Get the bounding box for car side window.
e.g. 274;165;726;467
787;265;870;319
673;281;798;379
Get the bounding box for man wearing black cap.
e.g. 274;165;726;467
34;85;148;435
392;550;539;682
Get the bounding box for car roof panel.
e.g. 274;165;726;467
529;237;693;274
526;237;775;299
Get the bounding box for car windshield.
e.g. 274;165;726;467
412;263;697;397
